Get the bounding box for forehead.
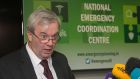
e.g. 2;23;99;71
35;21;59;34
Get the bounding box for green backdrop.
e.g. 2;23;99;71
23;0;140;70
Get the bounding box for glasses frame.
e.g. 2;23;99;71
31;32;60;43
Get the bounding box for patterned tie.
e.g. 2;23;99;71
40;60;53;79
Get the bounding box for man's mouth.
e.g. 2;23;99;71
44;48;53;52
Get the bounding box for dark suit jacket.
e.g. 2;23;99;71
0;46;75;79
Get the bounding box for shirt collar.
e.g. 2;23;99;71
26;43;52;67
26;43;41;67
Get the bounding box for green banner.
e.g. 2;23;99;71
23;0;140;70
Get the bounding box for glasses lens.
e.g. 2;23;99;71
31;31;59;43
40;33;59;43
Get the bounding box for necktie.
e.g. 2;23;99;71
40;60;53;79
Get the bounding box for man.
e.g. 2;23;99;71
0;9;75;79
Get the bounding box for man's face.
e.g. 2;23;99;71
27;21;59;59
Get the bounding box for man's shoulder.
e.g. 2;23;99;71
52;51;66;57
52;50;68;61
0;46;26;63
0;50;20;62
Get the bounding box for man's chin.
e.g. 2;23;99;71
42;53;52;58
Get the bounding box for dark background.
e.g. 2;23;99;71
0;0;23;57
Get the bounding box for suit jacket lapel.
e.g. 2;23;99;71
52;51;65;79
52;58;64;79
19;47;37;79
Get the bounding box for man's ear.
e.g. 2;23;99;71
27;31;33;42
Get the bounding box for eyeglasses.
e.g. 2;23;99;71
32;32;59;43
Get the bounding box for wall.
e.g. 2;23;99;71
0;0;23;57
